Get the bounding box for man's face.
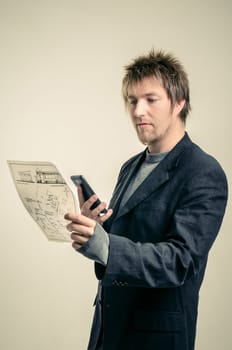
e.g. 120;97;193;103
127;76;184;153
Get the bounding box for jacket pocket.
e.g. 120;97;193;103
133;309;185;332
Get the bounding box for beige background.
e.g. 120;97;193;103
0;0;231;349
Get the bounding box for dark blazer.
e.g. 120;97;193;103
87;133;228;350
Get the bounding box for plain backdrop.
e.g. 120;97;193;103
0;0;231;349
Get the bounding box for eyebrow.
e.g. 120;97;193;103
127;92;160;99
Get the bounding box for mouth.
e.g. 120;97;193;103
137;123;152;129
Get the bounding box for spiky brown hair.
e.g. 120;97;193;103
122;49;191;122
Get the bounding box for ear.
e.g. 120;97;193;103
174;99;185;117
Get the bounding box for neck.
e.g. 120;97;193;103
148;124;185;153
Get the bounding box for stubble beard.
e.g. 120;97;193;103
136;128;159;148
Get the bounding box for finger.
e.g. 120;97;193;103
77;187;99;214
91;202;108;218
77;186;85;208
72;241;82;250
66;222;95;237
64;213;95;227
70;232;88;244
81;194;98;213
97;208;113;224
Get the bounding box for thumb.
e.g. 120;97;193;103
77;185;85;208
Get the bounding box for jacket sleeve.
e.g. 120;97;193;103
97;160;228;288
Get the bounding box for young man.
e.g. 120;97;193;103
65;50;228;350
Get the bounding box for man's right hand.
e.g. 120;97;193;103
77;186;113;225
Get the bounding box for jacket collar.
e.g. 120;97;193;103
111;132;193;221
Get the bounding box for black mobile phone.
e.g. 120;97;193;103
70;175;107;214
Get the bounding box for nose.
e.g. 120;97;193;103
133;99;146;118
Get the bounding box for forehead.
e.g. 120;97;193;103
127;76;165;97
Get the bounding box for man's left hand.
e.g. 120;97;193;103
65;213;96;250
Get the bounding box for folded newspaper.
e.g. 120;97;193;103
8;160;78;242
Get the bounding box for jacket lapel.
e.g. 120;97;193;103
115;160;170;219
108;151;145;211
111;133;193;222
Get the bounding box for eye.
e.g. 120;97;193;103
128;99;137;106
147;98;157;104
